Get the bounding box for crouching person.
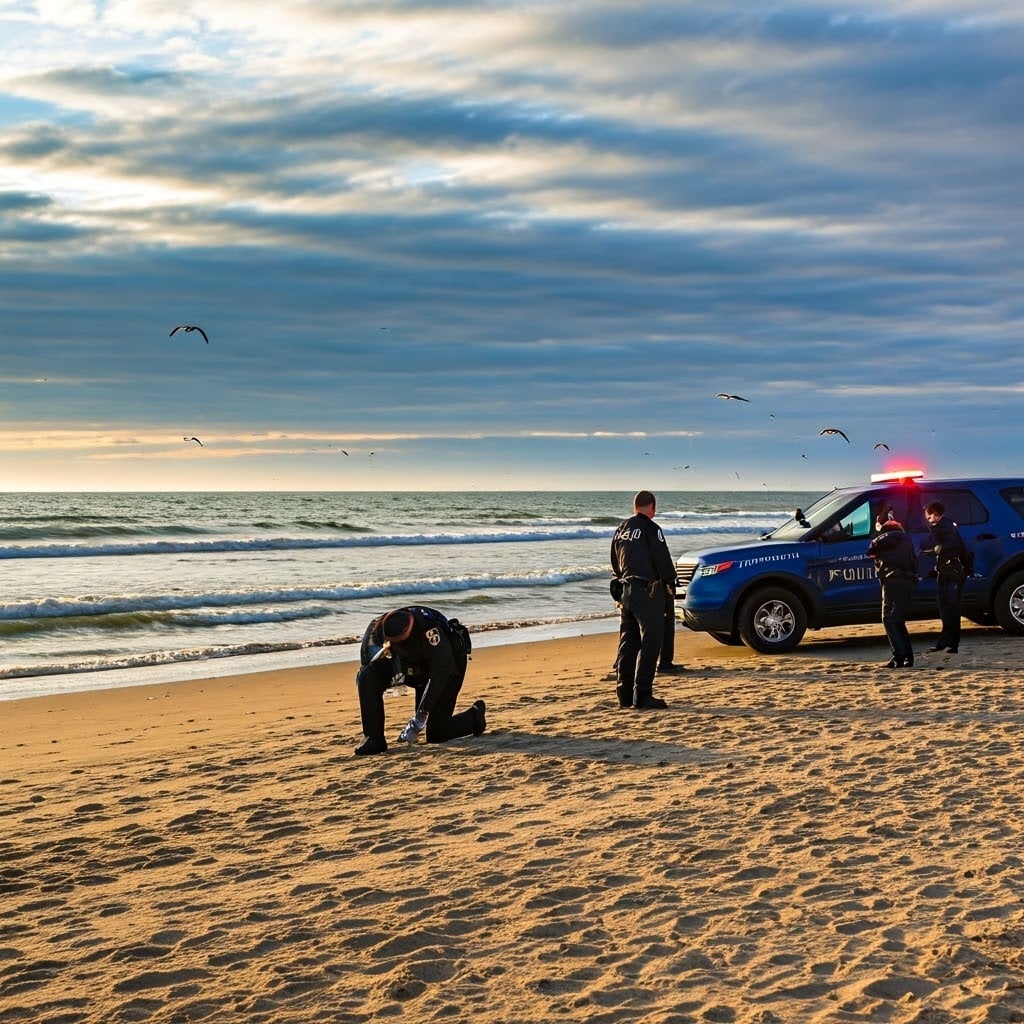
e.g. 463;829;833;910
354;606;486;756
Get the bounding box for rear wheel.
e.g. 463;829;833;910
993;571;1024;635
738;587;807;653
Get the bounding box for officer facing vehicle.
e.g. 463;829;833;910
354;606;485;756
921;500;969;654
867;518;918;668
610;490;679;709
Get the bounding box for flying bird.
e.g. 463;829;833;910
170;324;209;343
715;393;750;402
873;442;890;451
184;436;203;446
819;428;850;443
340;449;349;456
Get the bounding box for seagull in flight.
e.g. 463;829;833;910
170;324;209;343
819;428;850;443
184;436;204;446
715;393;750;402
873;442;890;451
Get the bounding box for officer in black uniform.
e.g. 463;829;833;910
922;500;968;654
354;606;486;756
867;519;918;668
610;490;679;709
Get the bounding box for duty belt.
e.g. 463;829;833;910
625;577;664;597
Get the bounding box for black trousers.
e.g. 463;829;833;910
881;577;915;662
356;656;476;743
935;576;963;649
616;581;664;705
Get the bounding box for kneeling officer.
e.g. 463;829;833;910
354;606;486;756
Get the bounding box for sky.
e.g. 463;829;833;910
1;1;1021;493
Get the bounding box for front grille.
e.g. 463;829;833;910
675;559;699;590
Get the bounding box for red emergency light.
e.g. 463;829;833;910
870;469;925;483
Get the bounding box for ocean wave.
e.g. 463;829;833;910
0;567;609;623
0;611;616;682
0;520;777;560
0;604;335;635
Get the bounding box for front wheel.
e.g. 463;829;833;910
737;587;807;653
993;571;1024;635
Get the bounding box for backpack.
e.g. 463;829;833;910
447;617;473;658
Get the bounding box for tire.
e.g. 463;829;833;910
737;587;807;654
708;630;743;646
993;571;1024;635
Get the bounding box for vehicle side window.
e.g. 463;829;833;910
824;499;874;541
917;490;989;527
844;500;874;539
1001;487;1024;522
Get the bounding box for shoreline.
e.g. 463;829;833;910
0;615;620;703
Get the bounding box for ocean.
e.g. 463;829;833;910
0;490;815;699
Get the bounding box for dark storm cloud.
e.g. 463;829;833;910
19;64;194;97
0;191;51;211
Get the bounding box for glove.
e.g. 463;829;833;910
398;715;427;744
368;641;392;665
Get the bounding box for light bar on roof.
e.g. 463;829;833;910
870;470;925;483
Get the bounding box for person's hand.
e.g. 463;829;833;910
398;715;427;744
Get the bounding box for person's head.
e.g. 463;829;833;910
879;519;904;533
633;490;656;517
381;609;414;643
924;501;945;525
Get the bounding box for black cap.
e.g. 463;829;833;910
382;609;414;640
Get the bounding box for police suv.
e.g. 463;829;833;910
677;471;1024;653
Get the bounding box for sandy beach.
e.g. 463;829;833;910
2;624;1023;1024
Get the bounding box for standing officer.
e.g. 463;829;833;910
354;606;485;756
922;500;968;654
610;490;679;709
867;518;918;668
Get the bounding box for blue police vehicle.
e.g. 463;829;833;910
677;470;1024;653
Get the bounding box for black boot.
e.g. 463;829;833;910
635;695;668;710
471;700;487;736
355;735;388;756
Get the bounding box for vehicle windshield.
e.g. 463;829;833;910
764;490;854;541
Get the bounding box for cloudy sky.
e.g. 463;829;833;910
1;1;1021;492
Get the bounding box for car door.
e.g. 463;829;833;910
806;493;892;618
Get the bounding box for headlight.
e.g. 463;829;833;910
699;560;735;577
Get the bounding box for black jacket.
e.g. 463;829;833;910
868;527;918;582
360;606;465;716
610;512;676;586
926;514;968;580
